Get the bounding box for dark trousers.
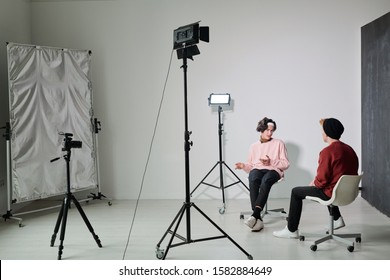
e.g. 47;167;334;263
287;186;341;232
248;169;281;210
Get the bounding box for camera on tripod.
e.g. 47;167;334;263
62;133;82;151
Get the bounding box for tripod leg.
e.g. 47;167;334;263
192;203;253;260
50;198;65;247
57;195;71;260
71;195;102;248
156;203;187;260
223;162;249;191
218;161;226;214
191;162;219;195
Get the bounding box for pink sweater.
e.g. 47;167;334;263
242;138;290;178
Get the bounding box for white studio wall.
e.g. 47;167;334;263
0;0;387;203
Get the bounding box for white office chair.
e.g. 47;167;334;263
299;174;363;252
239;178;287;220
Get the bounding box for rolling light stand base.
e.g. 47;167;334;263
87;191;112;206
2;211;23;227
50;192;102;260
155;201;253;260
191;106;249;214
192;161;249;214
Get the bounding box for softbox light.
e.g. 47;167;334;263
208;93;231;106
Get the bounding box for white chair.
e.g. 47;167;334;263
299;174;363;252
239;178;287;220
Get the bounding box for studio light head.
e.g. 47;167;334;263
208;93;231;106
173;21;209;59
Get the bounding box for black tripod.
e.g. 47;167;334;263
50;133;102;260
155;47;252;260
191;105;249;214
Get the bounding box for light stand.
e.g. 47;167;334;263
191;94;249;214
1;122;23;227
87;118;112;206
155;26;252;259
50;133;102;260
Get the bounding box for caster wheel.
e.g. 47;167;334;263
347;246;354;252
310;245;317;251
108;201;112;206
240;214;244;219
247;255;253;260
282;211;286;214
356;237;361;243
299;236;305;241
156;249;165;259
219;207;225;214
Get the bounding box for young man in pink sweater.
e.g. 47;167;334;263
273;118;359;239
235;117;290;232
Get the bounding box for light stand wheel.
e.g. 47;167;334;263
219;206;225;214
356;237;361;243
156;248;165;259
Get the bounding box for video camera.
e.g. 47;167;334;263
61;133;82;151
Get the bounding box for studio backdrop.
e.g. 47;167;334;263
7;43;98;203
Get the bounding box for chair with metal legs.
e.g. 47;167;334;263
299;174;363;252
239;178;287;220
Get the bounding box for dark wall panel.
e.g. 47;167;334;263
361;11;390;217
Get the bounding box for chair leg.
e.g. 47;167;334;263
261;202;287;219
240;202;287;219
239;211;252;219
299;212;362;252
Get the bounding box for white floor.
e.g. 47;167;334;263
1;196;390;260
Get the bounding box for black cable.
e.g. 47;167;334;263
122;48;175;259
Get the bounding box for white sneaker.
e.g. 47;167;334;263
244;216;257;229
251;219;264;232
273;226;299;239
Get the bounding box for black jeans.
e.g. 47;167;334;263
287;186;341;232
248;169;281;210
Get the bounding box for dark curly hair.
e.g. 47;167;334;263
256;117;277;132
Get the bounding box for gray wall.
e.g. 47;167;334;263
361;11;390;217
1;1;390;213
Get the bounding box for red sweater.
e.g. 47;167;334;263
314;141;359;197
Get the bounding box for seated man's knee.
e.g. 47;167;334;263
291;187;300;197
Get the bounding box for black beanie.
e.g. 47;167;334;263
323;118;344;140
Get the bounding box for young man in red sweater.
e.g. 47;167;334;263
273;118;359;238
